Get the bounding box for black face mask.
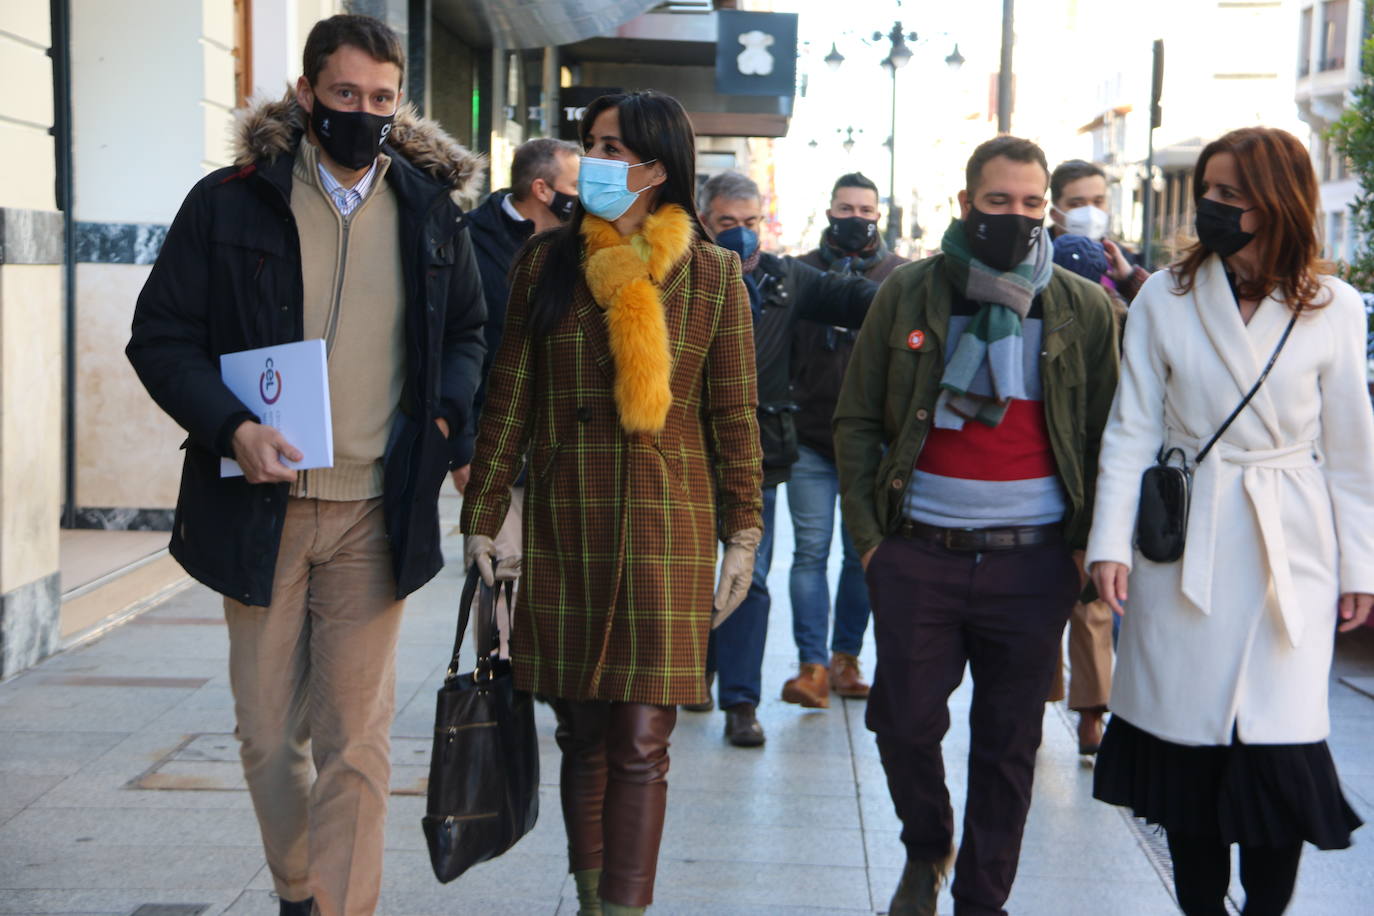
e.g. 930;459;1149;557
1195;197;1255;257
828;215;879;252
309;97;395;171
548;190;577;222
963;206;1044;271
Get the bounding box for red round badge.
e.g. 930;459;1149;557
907;330;925;350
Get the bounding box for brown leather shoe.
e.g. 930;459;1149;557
781;663;831;708
829;652;870;698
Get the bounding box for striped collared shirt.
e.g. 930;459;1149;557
317;159;379;217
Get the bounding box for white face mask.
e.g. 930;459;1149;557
1056;204;1110;241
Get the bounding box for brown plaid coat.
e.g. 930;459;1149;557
461;235;763;705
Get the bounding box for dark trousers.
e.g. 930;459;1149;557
550;700;678;907
1167;832;1302;916
865;535;1079;916
706;486;776;708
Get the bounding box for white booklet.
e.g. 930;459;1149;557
219;339;334;478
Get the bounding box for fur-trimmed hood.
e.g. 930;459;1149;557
232;90;486;206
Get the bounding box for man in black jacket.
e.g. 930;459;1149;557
693;171;878;746
784;172;908;711
125;16;486;915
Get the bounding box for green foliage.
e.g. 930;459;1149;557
1329;5;1374;292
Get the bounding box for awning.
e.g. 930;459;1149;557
433;0;662;50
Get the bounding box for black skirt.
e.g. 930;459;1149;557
1093;716;1362;850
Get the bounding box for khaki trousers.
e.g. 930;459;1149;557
1048;599;1114;710
224;497;404;916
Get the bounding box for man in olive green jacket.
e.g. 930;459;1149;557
834;136;1118;916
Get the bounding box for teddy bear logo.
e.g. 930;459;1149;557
737;30;776;76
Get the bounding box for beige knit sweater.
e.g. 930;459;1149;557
288;140;407;501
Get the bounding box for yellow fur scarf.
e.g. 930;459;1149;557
580;204;695;434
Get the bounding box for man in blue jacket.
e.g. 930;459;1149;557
125;15;486;915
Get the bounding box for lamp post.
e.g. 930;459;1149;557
825;25;963;248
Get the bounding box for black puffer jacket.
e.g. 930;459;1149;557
126;93;488;606
749;252;877;487
465;189;534;428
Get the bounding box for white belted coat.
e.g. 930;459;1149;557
1086;255;1374;745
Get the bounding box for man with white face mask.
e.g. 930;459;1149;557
1049;159;1150;302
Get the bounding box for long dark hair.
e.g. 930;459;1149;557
526;91;701;337
1170;127;1329;313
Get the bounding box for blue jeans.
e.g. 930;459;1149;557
787;445;870;665
707;486;776;709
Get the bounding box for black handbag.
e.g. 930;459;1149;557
1135;313;1297;563
422;568;539;883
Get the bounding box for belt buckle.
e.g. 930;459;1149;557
945;528;977;552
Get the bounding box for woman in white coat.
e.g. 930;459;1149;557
1088;126;1373;916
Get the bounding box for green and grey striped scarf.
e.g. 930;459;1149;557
936;219;1054;429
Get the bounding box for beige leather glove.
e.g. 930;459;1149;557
711;527;762;629
465;534;498;587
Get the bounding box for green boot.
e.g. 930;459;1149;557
888;847;955;916
600;903;645;916
573;869;603;916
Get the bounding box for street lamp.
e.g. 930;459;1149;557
825;24;963;247
839;126;863;154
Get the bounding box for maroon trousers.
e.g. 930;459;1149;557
865;534;1079;916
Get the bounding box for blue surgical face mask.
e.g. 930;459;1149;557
716;225;759;261
578;156;658;221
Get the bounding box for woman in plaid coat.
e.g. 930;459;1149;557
462;91;763;915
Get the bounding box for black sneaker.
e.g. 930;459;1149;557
279;897;314;916
724;703;765;747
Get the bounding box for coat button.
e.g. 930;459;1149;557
891;478;904;489
916;408;929;421
576;406;592;423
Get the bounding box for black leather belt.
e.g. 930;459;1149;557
897;520;1059;552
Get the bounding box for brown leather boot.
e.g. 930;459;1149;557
781;663;830;708
829;652;870;698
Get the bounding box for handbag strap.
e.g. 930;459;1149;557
446;565;514;682
1193;313;1298;466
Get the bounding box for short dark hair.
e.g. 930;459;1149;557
511;138;581;200
1050;159;1107;204
965;136;1049;194
303;15;405;88
831;172;880;201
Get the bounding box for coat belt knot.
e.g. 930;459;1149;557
1169;430;1320;648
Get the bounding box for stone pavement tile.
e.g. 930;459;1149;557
645;859;871;911
0;843;264;891
1002;875;1177;915
144;686;238;734
632;904;872;916
374;849;567;914
0;805;263;849
30;731;254;811
0;889;238;916
0;681;195;733
664;748;860;797
1326;730;1374;777
662;786;861;830
659;820;866;868
16;653;227;683
1339;772;1374;809
71;623;230;662
0;773;64;826
0;730;128;776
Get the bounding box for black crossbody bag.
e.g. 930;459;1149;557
1135;313;1297;563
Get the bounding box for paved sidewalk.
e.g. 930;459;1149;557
2;484;1373;915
